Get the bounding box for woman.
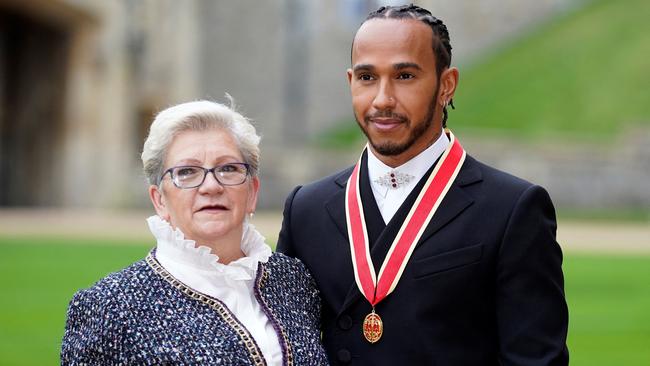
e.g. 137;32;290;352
61;99;328;365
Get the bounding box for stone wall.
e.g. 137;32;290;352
456;126;650;211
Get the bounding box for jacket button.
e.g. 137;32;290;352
337;349;352;364
338;315;353;330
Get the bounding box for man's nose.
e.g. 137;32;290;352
372;80;396;110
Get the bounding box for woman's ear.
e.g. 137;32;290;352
149;185;170;221
247;176;261;214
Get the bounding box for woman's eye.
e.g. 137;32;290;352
219;164;239;173
177;167;200;177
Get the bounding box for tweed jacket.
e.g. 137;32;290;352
61;251;328;365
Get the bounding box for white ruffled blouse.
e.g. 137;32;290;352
146;215;283;365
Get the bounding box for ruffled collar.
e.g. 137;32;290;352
147;215;272;281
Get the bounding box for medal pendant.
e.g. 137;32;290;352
362;311;383;343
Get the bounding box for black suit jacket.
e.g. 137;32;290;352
277;154;569;365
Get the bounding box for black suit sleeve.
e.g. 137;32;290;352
496;185;569;365
276;185;302;257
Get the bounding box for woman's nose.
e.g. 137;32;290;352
198;171;224;193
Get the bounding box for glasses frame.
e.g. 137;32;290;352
160;163;251;189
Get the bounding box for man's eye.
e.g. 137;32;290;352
397;73;414;80
358;74;374;81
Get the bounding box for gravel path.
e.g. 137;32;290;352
1;209;648;253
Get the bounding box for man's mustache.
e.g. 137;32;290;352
364;111;408;123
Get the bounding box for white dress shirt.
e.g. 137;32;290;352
367;130;450;224
147;215;283;366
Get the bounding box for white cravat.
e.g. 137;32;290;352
147;215;283;366
367;131;450;224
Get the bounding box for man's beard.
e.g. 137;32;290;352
356;97;437;156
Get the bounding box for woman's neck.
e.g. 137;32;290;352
197;228;245;265
215;246;246;265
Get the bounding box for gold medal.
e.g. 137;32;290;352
362;310;383;343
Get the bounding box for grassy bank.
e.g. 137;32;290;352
319;0;650;147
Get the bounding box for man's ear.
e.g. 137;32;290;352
149;185;170;221
438;67;459;105
347;68;354;86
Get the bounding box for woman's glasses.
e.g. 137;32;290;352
160;163;250;189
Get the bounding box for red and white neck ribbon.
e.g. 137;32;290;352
345;131;466;306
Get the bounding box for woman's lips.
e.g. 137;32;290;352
197;204;228;213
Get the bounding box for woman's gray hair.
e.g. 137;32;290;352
141;97;261;185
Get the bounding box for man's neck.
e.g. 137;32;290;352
371;130;443;168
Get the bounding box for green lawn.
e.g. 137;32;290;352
564;254;650;365
1;237;649;365
0;237;151;366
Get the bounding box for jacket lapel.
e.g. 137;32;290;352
371;155;482;259
416;155;481;245
323;168;366;312
324;168;353;241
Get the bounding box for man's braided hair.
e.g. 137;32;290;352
363;4;455;126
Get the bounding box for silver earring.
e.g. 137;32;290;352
249;212;255;219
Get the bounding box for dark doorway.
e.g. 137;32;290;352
0;8;70;206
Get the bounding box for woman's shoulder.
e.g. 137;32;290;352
264;252;317;290
266;252;309;274
62;257;160;363
70;258;152;305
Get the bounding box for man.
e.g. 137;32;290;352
277;4;568;365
